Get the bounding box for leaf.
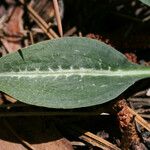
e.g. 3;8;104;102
0;37;149;109
138;0;150;6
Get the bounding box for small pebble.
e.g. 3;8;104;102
146;89;150;96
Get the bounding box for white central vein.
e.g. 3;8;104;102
0;68;150;78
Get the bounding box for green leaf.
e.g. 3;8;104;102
0;37;150;109
139;0;150;6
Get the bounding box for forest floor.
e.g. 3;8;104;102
0;0;150;150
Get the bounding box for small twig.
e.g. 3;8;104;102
3;119;36;150
61;123;112;149
68;124;121;150
64;26;77;36
128;98;150;103
136;108;150;114
0;15;8;29
30;13;53;39
127;106;150;132
83;131;121;150
31;27;44;33
24;36;29;47
71;141;85;146
132;90;147;97
79;32;83;37
53;0;63;37
128;98;150;108
3;94;17;103
79;135;110;150
111;11;142;22
140;114;150;119
143;15;150;22
29;31;34;44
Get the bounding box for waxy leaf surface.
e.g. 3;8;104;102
0;37;150;108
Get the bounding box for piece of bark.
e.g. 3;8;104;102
114;99;147;150
0;46;7;56
1;6;26;53
1;38;21;53
3;6;25;37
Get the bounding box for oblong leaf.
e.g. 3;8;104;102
139;0;150;6
0;37;150;108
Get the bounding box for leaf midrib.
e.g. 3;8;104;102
0;68;150;78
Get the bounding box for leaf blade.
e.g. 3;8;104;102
139;0;150;6
0;37;150;108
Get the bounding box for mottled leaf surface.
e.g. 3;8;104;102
0;37;150;108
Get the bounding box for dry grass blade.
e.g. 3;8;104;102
128;98;150;103
127;106;150;132
3;94;17;103
3;119;36;150
30;13;53;39
132;90;147;97
19;0;59;39
29;31;34;44
53;0;63;36
71;141;85;146
62;123;116;150
140;114;150;119
64;26;77;36
79;135;110;150
84;131;121;150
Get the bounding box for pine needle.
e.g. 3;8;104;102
53;0;63;36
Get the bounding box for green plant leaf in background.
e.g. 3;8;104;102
139;0;150;6
0;37;150;109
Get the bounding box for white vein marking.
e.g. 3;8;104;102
0;68;150;78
